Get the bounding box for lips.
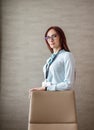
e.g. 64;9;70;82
50;42;55;46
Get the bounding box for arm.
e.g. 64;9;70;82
42;53;75;91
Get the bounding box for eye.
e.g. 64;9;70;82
52;34;57;38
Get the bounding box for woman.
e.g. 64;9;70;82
30;26;75;91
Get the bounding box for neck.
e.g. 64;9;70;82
53;47;61;54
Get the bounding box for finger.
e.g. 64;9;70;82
31;88;38;91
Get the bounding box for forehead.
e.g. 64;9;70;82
47;29;57;36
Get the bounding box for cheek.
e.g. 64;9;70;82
56;39;61;46
56;37;60;43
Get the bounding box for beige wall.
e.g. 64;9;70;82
1;0;94;130
0;1;1;85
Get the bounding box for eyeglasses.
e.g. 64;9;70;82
45;34;57;41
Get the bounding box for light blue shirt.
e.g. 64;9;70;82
42;49;75;91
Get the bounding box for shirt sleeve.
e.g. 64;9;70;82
46;53;75;91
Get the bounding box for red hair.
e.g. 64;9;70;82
45;26;70;53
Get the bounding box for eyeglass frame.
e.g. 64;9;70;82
45;34;58;41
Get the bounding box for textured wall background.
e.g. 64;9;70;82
0;1;2;87
0;0;94;130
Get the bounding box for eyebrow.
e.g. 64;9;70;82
47;33;57;37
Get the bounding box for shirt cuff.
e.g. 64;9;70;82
42;81;52;87
47;85;56;91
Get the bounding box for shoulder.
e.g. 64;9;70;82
59;50;73;57
59;50;75;62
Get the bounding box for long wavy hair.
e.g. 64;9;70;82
45;26;70;53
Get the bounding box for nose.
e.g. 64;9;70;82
49;37;54;42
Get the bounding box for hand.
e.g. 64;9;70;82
30;86;45;91
29;87;45;97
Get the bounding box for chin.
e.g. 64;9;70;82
50;45;55;49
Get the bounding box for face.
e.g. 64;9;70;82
45;29;61;50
